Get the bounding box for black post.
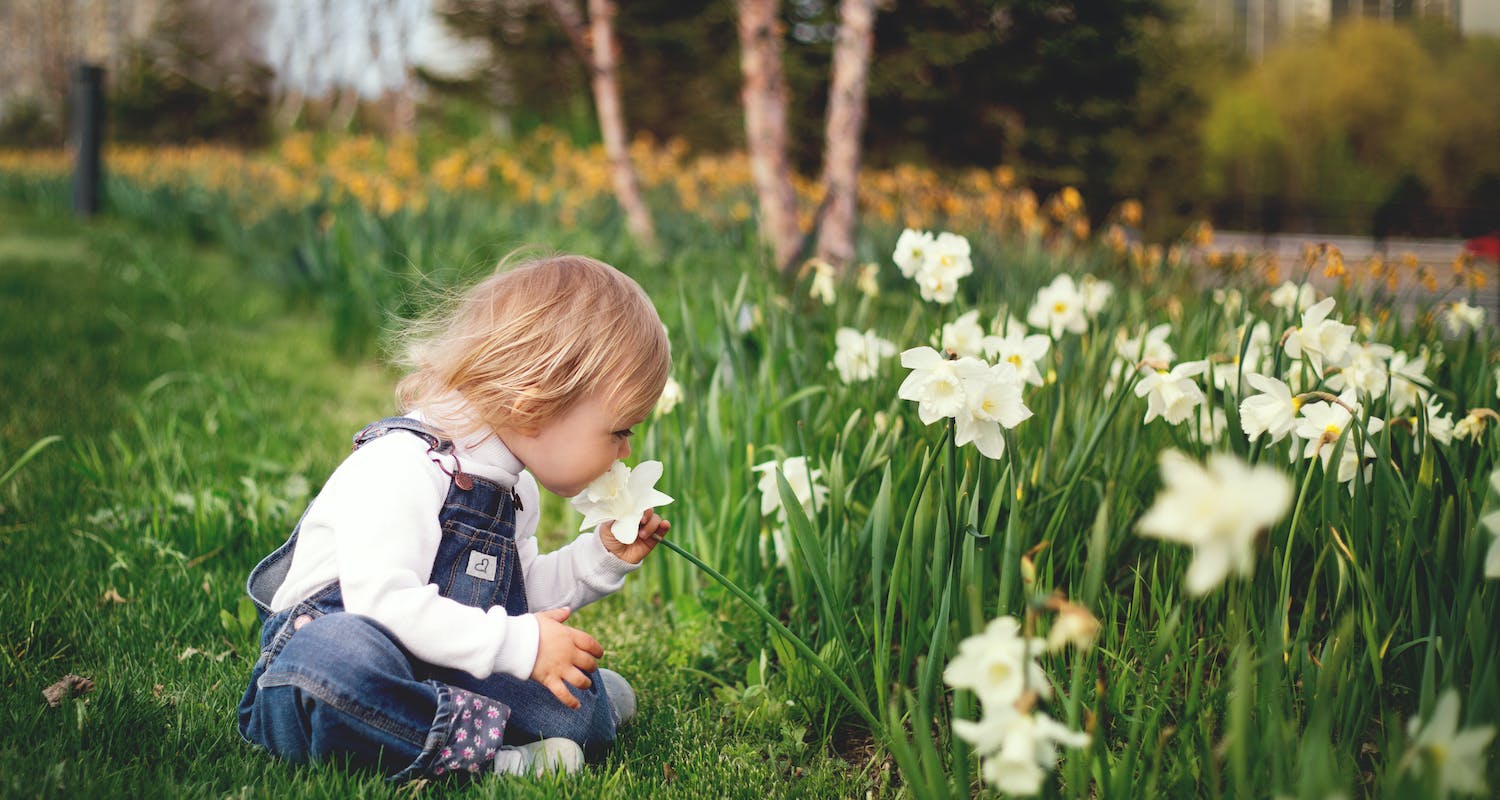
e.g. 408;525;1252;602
70;63;105;217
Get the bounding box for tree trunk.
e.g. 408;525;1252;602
735;0;801;273
815;0;877;272
545;0;656;251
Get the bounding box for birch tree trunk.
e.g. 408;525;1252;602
545;0;656;251
736;0;802;273
815;0;877;272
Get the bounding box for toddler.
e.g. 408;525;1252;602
237;254;672;780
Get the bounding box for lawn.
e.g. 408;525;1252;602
3;136;1497;798
0;201;874;799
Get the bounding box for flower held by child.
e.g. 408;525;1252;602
571;461;674;543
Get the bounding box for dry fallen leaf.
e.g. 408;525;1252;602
102;588;128;605
43;674;94;707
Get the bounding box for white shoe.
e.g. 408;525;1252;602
599;668;636;729
491;738;584;776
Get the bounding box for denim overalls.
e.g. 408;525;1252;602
236;417;616;780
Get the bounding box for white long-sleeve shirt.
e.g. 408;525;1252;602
267;407;640;681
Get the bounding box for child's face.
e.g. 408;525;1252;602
500;393;640;498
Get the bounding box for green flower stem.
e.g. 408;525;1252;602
658;537;885;734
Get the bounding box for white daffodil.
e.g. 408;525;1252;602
1454;412;1490;442
898;230;974;304
761;527;790;567
1239;373;1300;445
955;706;1091;797
1442;301;1485;337
982;329;1051;387
832;327;897;383
751;456;829;521
893;228;935;279
655;376;683;416
916;266;963;304
1133;360;1208;425
1045;601;1100;653
1027;275;1089;338
1212;321;1273;397
1484;471;1500;578
1389;349;1432;415
1187;407;1228;445
1326;341;1395;398
571;461;674;542
1115;323;1177;366
736;302;761;333
1136;449;1294;596
943;616;1050;709
809;259;837;305
1495;366;1500;402
994;313;1030;339
1269;281;1318;313
1080;274;1114;318
1294;392;1384;490
942;309;987;358
1283;297;1355;376
898;346;967;424
1404;690;1495;797
1213;287;1244;317
953;360;1032;460
1413;397;1455;452
931;231;974;277
856;262;880;298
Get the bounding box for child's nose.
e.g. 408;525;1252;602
618;438;631;460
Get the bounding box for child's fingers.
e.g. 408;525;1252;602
572;629;604;658
563;666;593;691
548;678;583;709
540;606;571;623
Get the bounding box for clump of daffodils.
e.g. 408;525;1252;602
831;327;897;383
1136;449;1294;596
897;346;1032;459
945;616;1091;797
893;228;973;304
570;461;674;542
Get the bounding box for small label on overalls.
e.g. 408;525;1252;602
466;550;497;581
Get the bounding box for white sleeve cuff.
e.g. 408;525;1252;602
588;526;644;578
491;609;541;680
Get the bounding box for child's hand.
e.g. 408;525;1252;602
599;508;671;565
530;607;604;709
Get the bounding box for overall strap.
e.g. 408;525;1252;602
353;416;476;490
353;416;452;453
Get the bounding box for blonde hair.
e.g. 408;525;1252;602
396;253;671;439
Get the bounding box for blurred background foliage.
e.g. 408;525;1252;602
1;0;1498;240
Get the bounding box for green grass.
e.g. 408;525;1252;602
0;201;873;799
6;163;1498;799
